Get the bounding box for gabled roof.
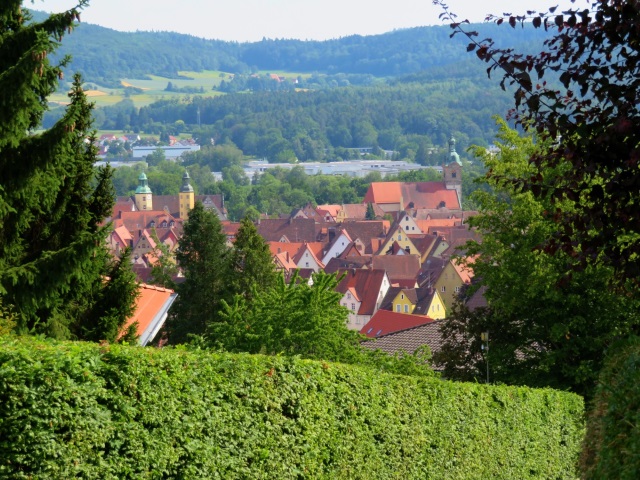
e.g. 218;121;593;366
415;218;460;232
274;251;298;271
360;320;445;368
452;257;475;284
121;283;178;346
360;310;434;338
153;195;181;218
316;204;341;218
324;256;372;274
335;268;388;316
257;218;318;243
339;220;390;254
466;285;488;311
340;203;385;220
407;234;438;257
372;255;421;285
363;182;403;205
197;195;227;220
364;182;461;210
293;243;325;269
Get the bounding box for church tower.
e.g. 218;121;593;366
134;172;153;211
442;135;462;207
179;171;195;219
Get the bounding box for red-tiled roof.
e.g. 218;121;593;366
335;268;388;316
360;310;434;338
364;182;460;210
340;203;385;220
372;255;421;284
121;283;177;346
363;182;403;205
257;218;318;243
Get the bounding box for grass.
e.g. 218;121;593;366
49;69;314;109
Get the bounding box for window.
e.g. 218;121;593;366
142;196;146;201
401;294;404;300
162;221;168;227
351;304;356;311
397;234;402;241
441;286;446;293
396;305;401;312
150;221;155;227
305;262;309;267
347;293;351;299
455;286;461;292
404;304;409;313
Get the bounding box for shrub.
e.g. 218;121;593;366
0;337;584;479
581;336;640;479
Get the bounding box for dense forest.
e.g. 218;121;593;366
98;81;510;162
30;9;551;86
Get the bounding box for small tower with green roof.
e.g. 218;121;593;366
179;170;195;219
443;134;462;207
134;172;153;211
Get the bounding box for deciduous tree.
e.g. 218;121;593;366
434;121;640;397
436;0;640;285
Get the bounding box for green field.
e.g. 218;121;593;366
49;70;312;109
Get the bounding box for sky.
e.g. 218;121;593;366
37;0;585;43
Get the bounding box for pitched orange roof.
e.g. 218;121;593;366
317;204;342;217
415;218;460;232
363;182;403;204
360;310;434;338
121;283;177;346
452;256;475;284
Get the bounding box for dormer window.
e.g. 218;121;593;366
150;220;156;227
162;221;168;227
169;221;175;227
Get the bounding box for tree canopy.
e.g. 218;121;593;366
434;120;640;397
438;0;640;285
0;2;137;341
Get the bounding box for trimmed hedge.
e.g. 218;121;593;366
0;337;583;479
581;336;640;479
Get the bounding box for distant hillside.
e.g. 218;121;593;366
32;9;551;87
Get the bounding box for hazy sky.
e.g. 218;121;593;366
37;0;584;43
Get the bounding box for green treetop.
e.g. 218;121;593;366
165;201;231;344
0;2;138;340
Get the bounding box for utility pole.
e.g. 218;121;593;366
481;331;489;384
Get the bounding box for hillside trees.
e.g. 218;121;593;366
438;0;640;285
0;3;137;340
434;121;640;397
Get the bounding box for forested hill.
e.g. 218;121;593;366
31;10;550;86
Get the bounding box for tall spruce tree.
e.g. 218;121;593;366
165;202;230;344
0;3;138;340
228;216;278;300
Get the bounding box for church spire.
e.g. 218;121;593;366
448;134;462;165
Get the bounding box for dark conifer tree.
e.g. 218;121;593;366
229;216;279;300
165;202;230;344
0;2;137;340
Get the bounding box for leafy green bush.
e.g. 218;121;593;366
0;337;583;479
581;336;640;479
